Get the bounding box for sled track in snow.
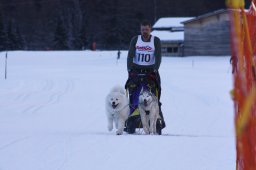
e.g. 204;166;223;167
161;133;233;138
22;79;74;115
15;79;54;101
0;136;31;151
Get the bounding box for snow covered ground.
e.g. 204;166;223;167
0;51;235;170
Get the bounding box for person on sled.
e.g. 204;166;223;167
125;20;166;134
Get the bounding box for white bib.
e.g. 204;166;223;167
133;35;155;66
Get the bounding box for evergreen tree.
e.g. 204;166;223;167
104;0;120;48
2;0;245;50
15;26;25;50
6;20;24;50
101;0;139;49
70;0;83;50
0;14;7;51
53;16;69;50
6;20;16;50
33;0;43;11
74;16;88;50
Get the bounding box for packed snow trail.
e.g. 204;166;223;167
0;51;235;170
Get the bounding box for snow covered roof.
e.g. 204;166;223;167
153;17;194;28
151;30;184;41
182;9;228;24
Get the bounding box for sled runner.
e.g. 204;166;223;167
124;70;165;135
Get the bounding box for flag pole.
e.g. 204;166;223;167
5;51;8;80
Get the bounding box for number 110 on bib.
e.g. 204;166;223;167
137;53;151;62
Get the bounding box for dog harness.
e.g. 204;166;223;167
133;35;155;66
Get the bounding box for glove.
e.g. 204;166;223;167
148;71;156;81
128;70;136;78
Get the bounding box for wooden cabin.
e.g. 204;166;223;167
182;9;231;56
151;17;193;57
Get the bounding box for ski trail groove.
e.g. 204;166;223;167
0;136;31;151
22;79;74;115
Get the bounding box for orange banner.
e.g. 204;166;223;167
228;0;256;169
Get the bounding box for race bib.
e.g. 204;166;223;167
133;35;155;66
133;51;155;66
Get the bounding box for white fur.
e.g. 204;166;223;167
138;88;160;135
105;85;129;135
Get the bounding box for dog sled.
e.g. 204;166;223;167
124;70;165;135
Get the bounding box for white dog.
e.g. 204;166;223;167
105;85;129;135
138;88;160;135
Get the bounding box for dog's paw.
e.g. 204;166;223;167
116;130;123;135
149;130;154;135
143;128;150;135
150;132;156;135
